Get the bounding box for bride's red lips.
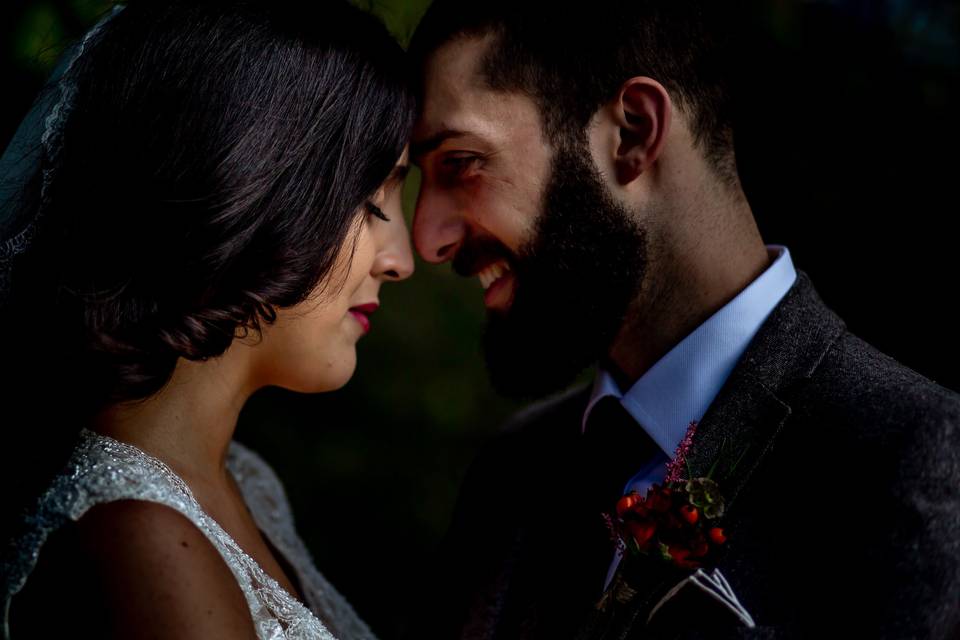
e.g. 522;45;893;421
348;303;379;334
350;303;379;314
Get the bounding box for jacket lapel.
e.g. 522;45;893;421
683;270;846;506
576;270;847;639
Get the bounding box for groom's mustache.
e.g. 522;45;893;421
452;234;517;278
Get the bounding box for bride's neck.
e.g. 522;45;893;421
92;344;261;486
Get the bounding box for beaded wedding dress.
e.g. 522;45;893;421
2;429;378;640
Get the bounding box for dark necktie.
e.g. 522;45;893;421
583;395;661;508
498;396;664;638
579;396;662;593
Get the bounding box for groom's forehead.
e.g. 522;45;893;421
414;36;544;157
424;34;491;91
416;36;491;129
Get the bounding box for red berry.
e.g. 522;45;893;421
668;545;700;569
679;504;699;525
627;520;657;547
616;492;642;517
709;527;727;545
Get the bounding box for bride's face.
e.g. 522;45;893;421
248;150;413;393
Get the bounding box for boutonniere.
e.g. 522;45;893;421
602;421;740;574
597;421;755;629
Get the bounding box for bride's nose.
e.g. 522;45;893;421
372;212;414;282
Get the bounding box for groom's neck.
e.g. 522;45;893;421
607;215;770;386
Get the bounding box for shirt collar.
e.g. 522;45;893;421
581;245;797;456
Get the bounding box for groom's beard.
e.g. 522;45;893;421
479;141;649;399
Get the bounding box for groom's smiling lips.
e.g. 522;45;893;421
452;238;518;313
477;260;515;312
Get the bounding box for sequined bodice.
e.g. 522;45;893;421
2;429;378;640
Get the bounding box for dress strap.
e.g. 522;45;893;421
3;430;334;640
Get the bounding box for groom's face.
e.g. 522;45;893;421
412;36;648;398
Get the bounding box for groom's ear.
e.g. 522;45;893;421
610;77;672;186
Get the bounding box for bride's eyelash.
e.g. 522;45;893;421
365;201;390;222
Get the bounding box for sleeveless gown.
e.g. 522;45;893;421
2;428;378;640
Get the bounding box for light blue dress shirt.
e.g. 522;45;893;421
582;244;797;588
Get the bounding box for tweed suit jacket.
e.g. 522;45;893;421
412;270;960;640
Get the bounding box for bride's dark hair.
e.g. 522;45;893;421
0;0;414;535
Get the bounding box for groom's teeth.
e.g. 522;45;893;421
478;260;511;291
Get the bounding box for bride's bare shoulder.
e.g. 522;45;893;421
10;500;258;640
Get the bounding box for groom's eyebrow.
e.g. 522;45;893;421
411;129;468;162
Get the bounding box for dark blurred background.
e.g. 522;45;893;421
2;0;957;637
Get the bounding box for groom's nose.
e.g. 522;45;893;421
412;183;466;264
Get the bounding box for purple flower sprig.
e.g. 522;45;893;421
665;420;698;483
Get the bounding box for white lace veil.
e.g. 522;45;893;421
0;5;124;307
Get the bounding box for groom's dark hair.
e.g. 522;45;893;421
410;0;737;185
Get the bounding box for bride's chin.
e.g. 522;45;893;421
294;355;358;394
251;343;358;394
